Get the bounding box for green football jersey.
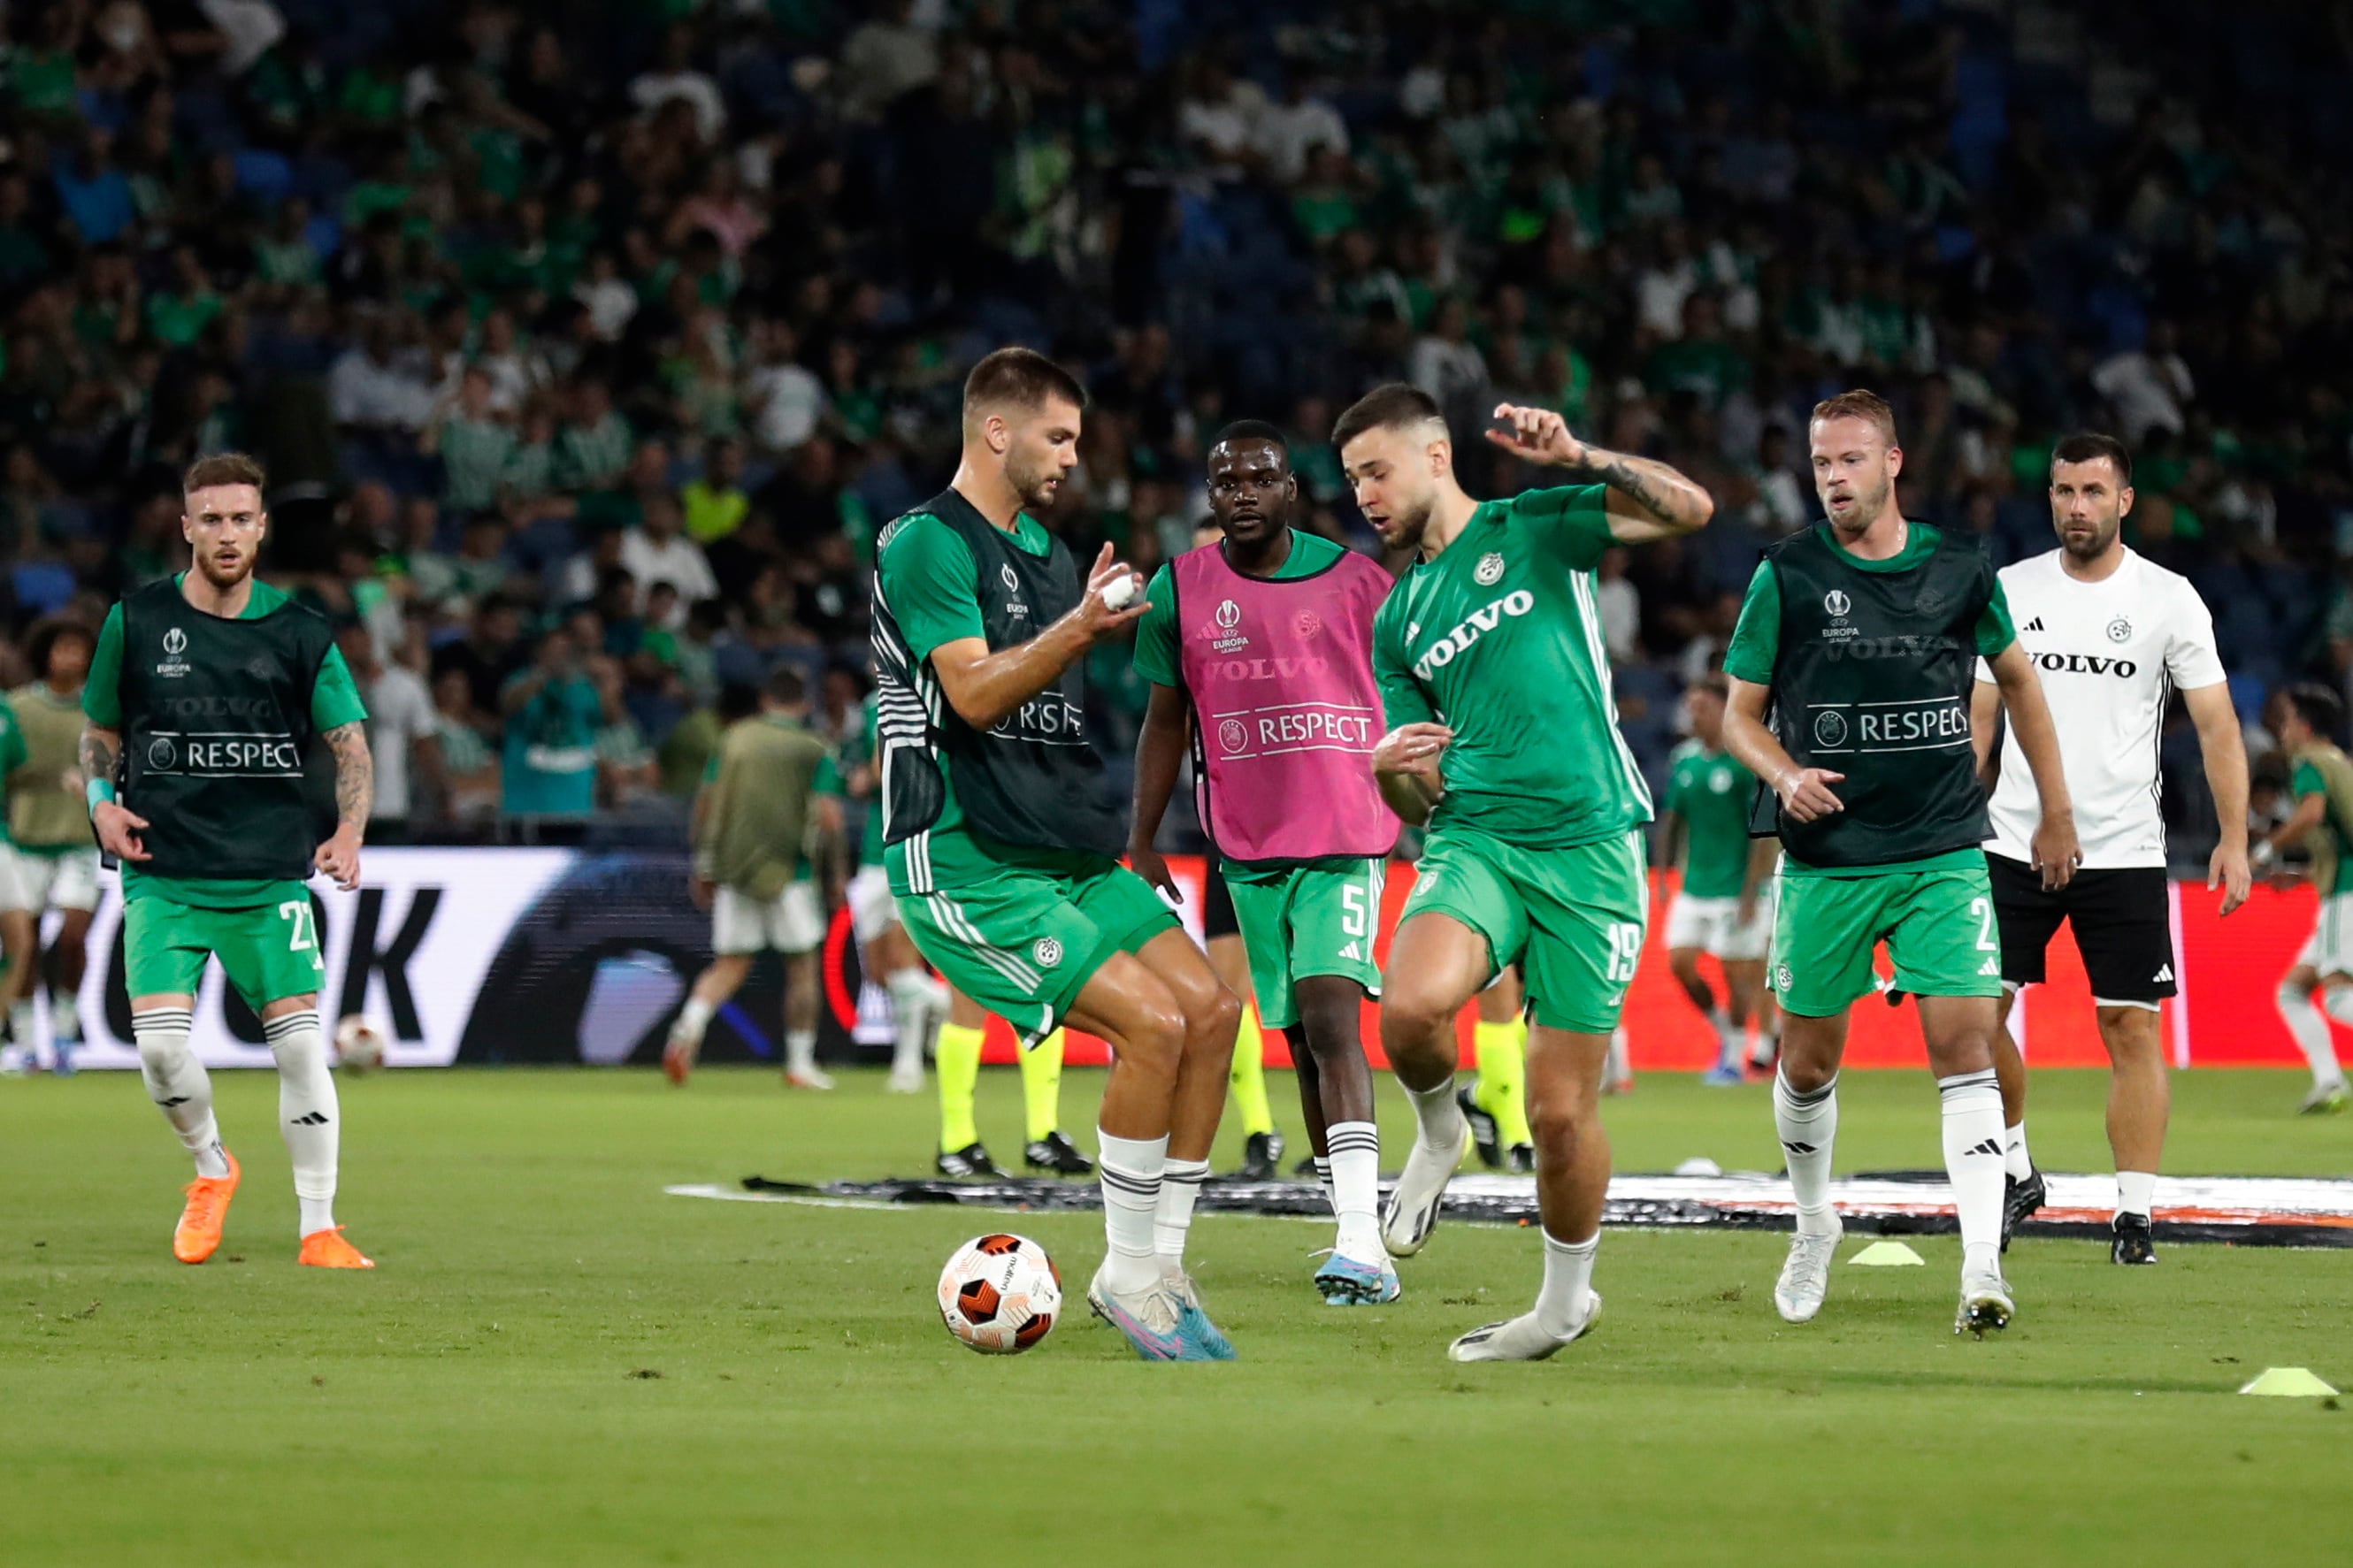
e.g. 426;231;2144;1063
1666;738;1755;899
1373;484;1651;849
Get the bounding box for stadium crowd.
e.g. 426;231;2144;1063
0;0;2346;859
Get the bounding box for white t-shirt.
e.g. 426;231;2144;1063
366;666;440;822
1977;547;2226;868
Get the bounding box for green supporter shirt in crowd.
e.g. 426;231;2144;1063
1372;484;1652;849
842;692;885;868
1721;521;2015;879
83;577;371;908
1664;739;1756;899
0;701;27;843
874;508;1103;883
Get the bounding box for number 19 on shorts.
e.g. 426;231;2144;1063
1606;922;1643;983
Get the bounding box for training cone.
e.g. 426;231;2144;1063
1846;1240;1926;1267
2237;1367;2338;1397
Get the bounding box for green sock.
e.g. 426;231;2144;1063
1228;1006;1276;1138
1474;1018;1533;1147
1019;1028;1065;1143
936;1022;984;1151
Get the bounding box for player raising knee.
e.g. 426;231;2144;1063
81;454;377;1270
1721;390;2077;1338
1659;674;1781;1085
873;349;1240;1361
1129;421;1401;1305
1350;386;1713;1361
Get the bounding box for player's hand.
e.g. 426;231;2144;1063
2210;840;2252;916
689;874;716;911
1483;403;1587;468
314;825;363;891
1128;842;1179;902
1774;767;1845;823
94;801;151;862
2030;809;2080;892
1372;722;1452;784
1076;544;1148;640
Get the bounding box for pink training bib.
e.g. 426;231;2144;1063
1172;540;1399;864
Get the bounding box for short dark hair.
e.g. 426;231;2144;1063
763;664;808;707
1330;384;1445;452
1809;389;1898;447
2050;432;2133;486
962;348;1085;425
182;452;267;497
1210;419;1289;457
2284;682;2344;744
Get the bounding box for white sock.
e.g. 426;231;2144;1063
2317;988;2353;1086
1325;1121;1383;1260
134;1008;226;1177
265;1010;340;1236
1750;1024;1780;1069
10;999;34;1049
1712;1009;1742;1069
1773;1067;1839;1234
1312;1155;1334;1212
51;993;80;1043
885;970;933;1075
1607;1027;1631;1083
2004;1120;2032;1181
672;996;714;1046
1095;1129;1168;1293
1405;1075;1464;1153
785;1029;818;1075
1535;1229;1599;1335
2115;1169;2155;1220
2278;983;2345;1089
1154;1157;1209;1270
1939;1068;2005;1278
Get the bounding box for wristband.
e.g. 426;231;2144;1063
86;778;116;817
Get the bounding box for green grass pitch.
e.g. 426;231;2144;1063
4;1066;2346;1567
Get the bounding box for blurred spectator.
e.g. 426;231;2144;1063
499;626;602;818
337;623;441;844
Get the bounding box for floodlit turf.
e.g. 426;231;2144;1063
3;1066;2345;1568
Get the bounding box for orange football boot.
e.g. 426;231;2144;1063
298;1227;375;1269
172;1151;240;1264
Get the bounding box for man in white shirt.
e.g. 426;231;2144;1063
337;625;443;843
620;493;718;624
2089;320;2194;445
1970;432;2250;1265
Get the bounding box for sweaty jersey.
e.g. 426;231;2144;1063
1665;738;1756;899
1977;547;2225;869
1373;485;1650;848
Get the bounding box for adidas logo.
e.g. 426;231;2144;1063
2153;963;2173;983
1963;1137;2004;1158
290;1111;332;1127
1979;958;1999;975
1781;1141;1817;1155
2023;616;2045;631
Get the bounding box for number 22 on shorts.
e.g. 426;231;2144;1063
279;899;318;954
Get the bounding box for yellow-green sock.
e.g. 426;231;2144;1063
936;1022;984;1151
1228;1006;1276;1137
1474;1018;1533;1147
1020;1028;1065;1143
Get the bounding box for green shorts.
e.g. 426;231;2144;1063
123;886;326;1009
1222;857;1384;1029
1769;857;2002;1017
896;856;1177;1045
1400;827;1647;1034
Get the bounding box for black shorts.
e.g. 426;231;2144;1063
1201;860;1239;940
1987;854;2175;1004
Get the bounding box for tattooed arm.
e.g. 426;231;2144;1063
1484;402;1715;543
315;720;372;890
80;722;152;861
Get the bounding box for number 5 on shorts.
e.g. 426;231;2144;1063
1606;922;1642;983
279;899;318;953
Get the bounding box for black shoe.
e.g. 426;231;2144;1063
935;1142;1008;1179
1459;1086;1502;1170
2111;1212;2158;1266
1292;1151;1320;1177
2000;1167;2046;1252
1023;1130;1095;1176
1237;1129;1286;1181
1505;1143;1535;1174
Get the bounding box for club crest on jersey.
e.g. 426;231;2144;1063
1294;610;1322;639
2107;616;2132;643
1475;552;1506;585
1032;937;1062;969
1916;585;1947;617
1208;598;1249;652
155;626;191;677
1217;719;1249;754
1823;590;1851;620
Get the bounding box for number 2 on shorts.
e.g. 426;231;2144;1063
278;899;318;954
1969;896;1997;953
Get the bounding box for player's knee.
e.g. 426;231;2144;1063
1378;986;1456;1063
1192;981;1242;1049
1122;994;1188;1072
1526;1084;1595;1150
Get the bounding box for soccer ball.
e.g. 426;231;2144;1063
333;1015;387;1075
937;1234;1061;1354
